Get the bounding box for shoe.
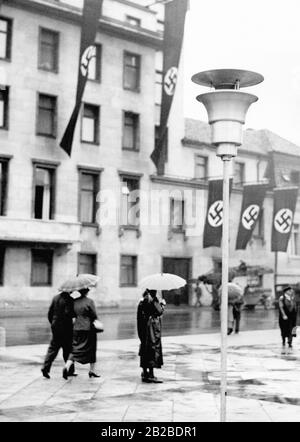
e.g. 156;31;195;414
235;330;239;334
62;367;68;380
148;377;163;384
288;343;293;348
41;368;50;379
227;328;233;335
88;371;101;378
68;372;78;377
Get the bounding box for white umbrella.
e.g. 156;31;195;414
139;273;187;291
58;274;99;292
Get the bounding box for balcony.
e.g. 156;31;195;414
0;217;81;249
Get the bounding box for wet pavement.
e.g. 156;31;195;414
0;306;280;346
0;329;299;422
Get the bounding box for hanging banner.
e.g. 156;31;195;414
236;184;267;250
271;187;298;252
60;0;102;156
203;179;233;248
150;0;188;174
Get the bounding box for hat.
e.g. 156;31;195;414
283;286;292;293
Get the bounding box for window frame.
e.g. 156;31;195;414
122;111;140;151
0;86;9;130
78;166;101;226
170;197;185;233
0;16;12;61
0;246;5;285
0;156;11;216
194;154;208;180
123;51;141;92
31;248;53;287
289;223;300;257
38;27;59;73
36;92;57;138
119;173;141;228
234;161;245;186
81;102;100;145
32;160;58;220
120;254;137;287
78;252;97;275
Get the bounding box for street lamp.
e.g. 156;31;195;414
191;69;263;422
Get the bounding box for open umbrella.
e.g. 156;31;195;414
218;282;243;303
139;273;187;291
58;273;99;292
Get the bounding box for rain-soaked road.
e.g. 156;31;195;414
0;306;282;347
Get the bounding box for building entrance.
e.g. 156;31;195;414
162;257;191;305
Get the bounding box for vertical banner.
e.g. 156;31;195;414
236;184;267;250
150;0;188;174
271;187;298;252
60;0;102;156
203;179;232;248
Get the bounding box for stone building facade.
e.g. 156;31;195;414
0;0;300;310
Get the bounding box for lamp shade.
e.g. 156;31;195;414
196;90;258;149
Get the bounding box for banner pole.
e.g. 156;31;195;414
220;156;231;422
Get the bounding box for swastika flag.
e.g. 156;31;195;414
236;184;267;250
271;187;298;252
150;0;188;174
203;179;232;248
60;0;102;156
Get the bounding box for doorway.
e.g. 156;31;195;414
162;257;191;305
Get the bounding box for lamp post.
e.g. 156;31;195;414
191;69;263;422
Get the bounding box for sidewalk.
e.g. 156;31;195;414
0;329;299;422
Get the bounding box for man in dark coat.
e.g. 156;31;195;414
278;286;298;348
137;289;165;383
41;291;76;378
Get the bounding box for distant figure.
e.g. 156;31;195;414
194;280;203;307
41;291;76;379
63;288;100;379
232;298;244;334
278;286;298;348
137;289;165;383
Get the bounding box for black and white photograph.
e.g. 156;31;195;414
0;0;300;427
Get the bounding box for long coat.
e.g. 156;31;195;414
278;294;297;339
137;294;164;369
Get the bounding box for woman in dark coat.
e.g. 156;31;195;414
137;289;165;383
278;286;298;348
63;288;100;379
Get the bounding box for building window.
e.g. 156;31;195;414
0;247;5;285
0;159;9;216
234;161;245;186
123;52;140;91
120;255;137;287
195;155;208;180
37;93;57;137
81;103;100;144
0;87;9;129
79;170;99;224
33;166;55;220
87;44;101;81
290;170;300;186
38;28;59;72
125;15;141;27
253;207;264;239
122;112;139;151
31;249;53;286
0;17;12;60
78;253;96;275
120;176;140;226
170;198;185;232
290;223;300;256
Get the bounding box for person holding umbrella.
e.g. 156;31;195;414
58;274;101;379
137;273;186;383
41;290;76;379
137;289;165;383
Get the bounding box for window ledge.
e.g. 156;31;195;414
122;147;140;152
36;133;57;139
119;225;141;238
81;140;100;146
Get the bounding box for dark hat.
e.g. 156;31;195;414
283;286;292;293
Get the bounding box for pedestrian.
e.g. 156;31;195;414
232;298;243;334
41;291;76;379
63;288;100;379
194;279;203;307
137;289;165;383
278;286;298;349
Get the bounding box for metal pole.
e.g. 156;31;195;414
220;155;231;422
